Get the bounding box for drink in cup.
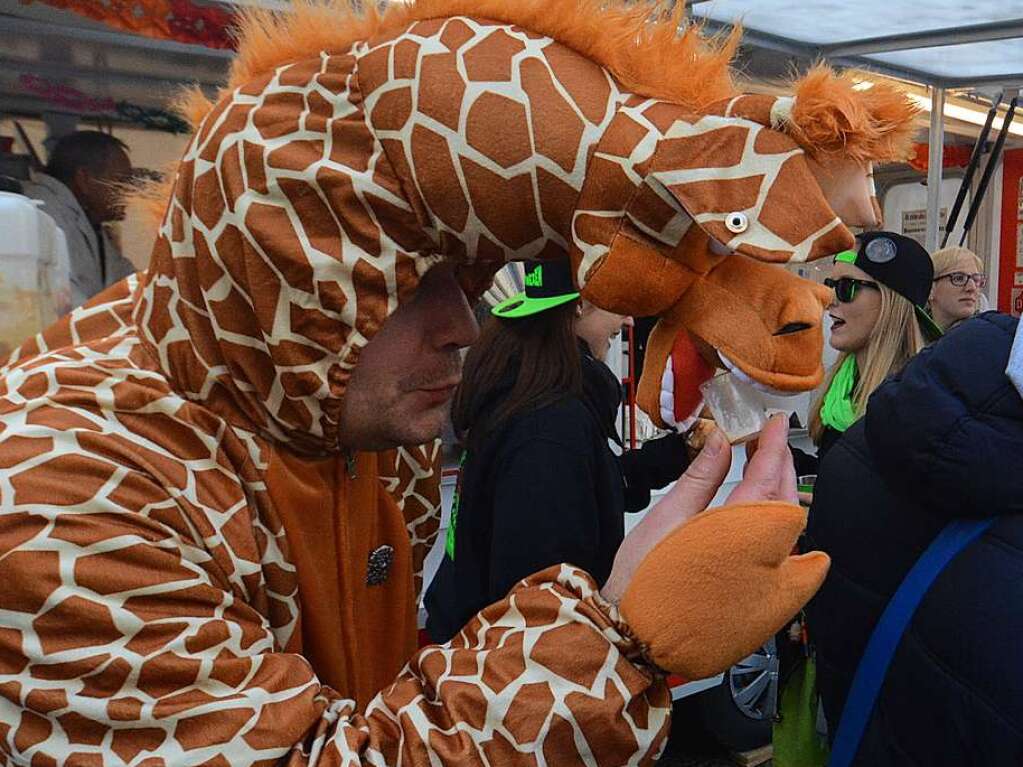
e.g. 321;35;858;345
699;371;767;445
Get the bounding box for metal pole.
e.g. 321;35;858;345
943;91;1003;247
925;87;945;252
960;95;1018;246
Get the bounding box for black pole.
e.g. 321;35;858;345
959;95;1018;247
942;92;1003;247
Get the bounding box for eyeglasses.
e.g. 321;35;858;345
824;276;880;303
934;271;987;289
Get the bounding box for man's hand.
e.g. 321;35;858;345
727;414;797;506
602;414;794;605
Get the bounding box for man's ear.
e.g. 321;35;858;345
70;166;92;197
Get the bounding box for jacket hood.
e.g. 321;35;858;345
865;313;1023;519
133;52;504;454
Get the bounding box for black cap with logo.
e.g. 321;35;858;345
835;231;943;340
492;260;580;318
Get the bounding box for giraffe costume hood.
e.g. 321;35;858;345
131;0;914;443
0;1;914;763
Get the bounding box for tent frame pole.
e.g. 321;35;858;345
925;87;946;252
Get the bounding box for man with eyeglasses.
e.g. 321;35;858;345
928;246;987;331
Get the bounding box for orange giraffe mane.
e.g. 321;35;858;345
131;2;917;227
789;65;920;163
132;0;741;225
223;0;917;166
229;0;741;111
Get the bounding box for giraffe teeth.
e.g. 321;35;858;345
719;353;799;398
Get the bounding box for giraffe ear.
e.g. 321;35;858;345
645;122;854;263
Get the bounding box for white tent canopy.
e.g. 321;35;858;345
1;0;1020;116
690;0;1023;89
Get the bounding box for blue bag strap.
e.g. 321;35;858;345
828;518;995;767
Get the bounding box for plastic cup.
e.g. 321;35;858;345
698;371;767;445
797;475;817;494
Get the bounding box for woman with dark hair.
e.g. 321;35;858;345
425;259;691;643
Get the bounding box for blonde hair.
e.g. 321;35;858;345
809;283;925;443
930;246;983;279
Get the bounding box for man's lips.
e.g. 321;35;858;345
415;379;461;404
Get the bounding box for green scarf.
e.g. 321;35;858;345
820;356;859;433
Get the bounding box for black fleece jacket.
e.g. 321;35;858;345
425;344;688;643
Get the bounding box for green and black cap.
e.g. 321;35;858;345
835;231;943;341
492;260;580;318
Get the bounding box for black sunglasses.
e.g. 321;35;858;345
824;276;880;303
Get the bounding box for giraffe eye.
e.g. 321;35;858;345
725;211;749;234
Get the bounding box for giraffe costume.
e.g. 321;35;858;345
0;0;917;763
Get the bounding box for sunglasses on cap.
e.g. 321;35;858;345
824;276;879;303
934;271;987;289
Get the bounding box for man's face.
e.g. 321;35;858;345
75;148;132;224
338;262;479;451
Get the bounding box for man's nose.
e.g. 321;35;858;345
448;297;480;349
437;280;480;350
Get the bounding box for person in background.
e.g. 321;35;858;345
425;259;695;643
792;231;939;479
928;245;986;332
805;312;1023;766
21;130;137;309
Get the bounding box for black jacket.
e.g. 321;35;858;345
805;313;1023;766
425;344;687;644
792;425;841;478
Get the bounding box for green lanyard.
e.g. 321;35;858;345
820;356;859;434
444;449;467;560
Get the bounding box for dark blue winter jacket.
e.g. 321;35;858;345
806;312;1023;766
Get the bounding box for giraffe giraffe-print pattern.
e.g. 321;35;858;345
570;98;855;294
134;16;638;455
0;276;668;764
0;17;677;766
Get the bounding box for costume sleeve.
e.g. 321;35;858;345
617;452;653;512
0;453;669;765
618;432;691;512
488;435;602;600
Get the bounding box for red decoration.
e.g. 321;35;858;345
908;143;973;174
18;74;191;133
23;0;237;49
19;74;117;113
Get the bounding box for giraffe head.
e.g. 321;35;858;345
127;0;742;451
572;70;918;429
129;0;915;448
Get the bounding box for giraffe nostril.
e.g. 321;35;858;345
774;322;812;337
